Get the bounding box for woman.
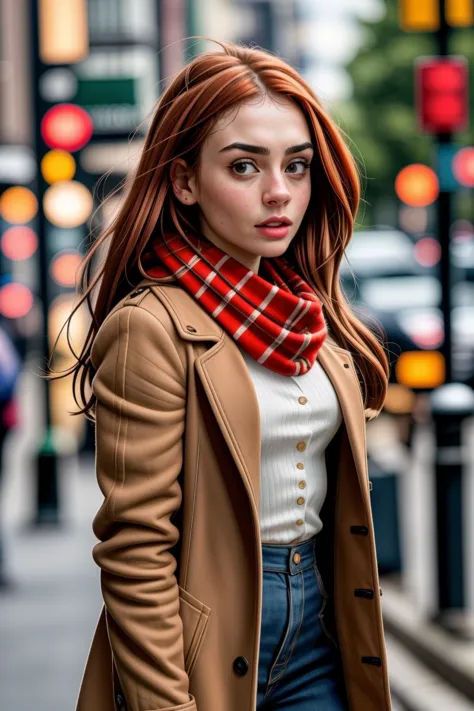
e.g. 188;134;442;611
56;39;391;711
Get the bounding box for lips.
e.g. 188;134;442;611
256;216;293;227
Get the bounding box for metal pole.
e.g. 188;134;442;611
430;384;474;629
437;0;453;383
30;0;60;525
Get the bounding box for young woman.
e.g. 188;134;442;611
60;39;391;711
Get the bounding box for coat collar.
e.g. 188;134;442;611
139;280;369;509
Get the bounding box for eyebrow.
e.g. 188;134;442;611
219;142;314;156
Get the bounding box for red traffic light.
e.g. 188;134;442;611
41;104;93;152
415;57;469;134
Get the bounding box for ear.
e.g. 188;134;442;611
170;158;198;206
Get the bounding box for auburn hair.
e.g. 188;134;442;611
45;38;389;420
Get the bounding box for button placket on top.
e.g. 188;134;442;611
292;379;312;534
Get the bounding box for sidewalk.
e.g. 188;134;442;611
0;451;103;711
382;578;474;708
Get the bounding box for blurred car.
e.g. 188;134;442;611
341;229;474;389
340;227;435;287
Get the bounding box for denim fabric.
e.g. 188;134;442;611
257;534;349;710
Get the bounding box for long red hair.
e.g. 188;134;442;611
46;38;389;419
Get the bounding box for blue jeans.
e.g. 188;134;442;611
257;533;349;710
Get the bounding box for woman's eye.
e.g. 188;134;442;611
230;160;310;177
231;160;257;175
287;160;310;175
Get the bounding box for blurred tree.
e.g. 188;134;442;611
335;0;473;226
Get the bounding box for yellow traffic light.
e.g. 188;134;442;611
399;0;440;31
396;351;445;389
446;0;474;27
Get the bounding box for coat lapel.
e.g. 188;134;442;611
317;342;370;492
195;337;262;513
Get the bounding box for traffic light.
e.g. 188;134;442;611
399;0;440;32
415;56;469;134
399;0;474;30
446;0;474;27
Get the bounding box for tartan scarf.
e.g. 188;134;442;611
142;231;327;376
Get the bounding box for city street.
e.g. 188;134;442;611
0;0;473;709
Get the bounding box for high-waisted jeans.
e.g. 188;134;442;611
257;533;349;710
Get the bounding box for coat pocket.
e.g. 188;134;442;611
178;586;212;679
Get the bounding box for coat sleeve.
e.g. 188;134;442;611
90;303;196;711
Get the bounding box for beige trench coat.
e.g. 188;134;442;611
76;277;392;711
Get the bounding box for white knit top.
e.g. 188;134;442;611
236;345;343;545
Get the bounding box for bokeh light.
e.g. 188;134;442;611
50;250;82;287
0;282;34;318
48;292;87;355
452;146;474;188
1;226;39;260
43;180;93;228
395;164;439;207
41;104;94;152
0;186;38;223
398;205;428;234
41;149;76;184
414;237;442;267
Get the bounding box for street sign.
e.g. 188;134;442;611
71;48;158;137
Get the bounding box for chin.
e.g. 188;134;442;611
260;240;292;256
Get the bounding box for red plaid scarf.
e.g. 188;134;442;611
142;231;327;376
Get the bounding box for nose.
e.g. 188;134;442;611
262;172;291;207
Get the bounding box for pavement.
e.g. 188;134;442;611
0;451;103;711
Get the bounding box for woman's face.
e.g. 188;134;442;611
170;93;314;274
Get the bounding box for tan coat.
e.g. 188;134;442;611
76;277;392;711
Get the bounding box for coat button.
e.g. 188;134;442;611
298;396;307;405
361;656;382;666
350;525;369;535
296;441;306;451
186;325;197;333
354;588;374;599
293;552;301;564
343;363;350;368
233;656;249;676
